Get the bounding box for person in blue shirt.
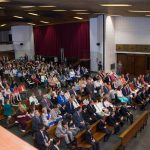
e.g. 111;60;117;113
57;91;67;105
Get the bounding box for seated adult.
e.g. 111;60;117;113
85;124;100;150
97;119;112;141
50;105;62;123
41;94;52;110
119;103;133;124
29;92;39;105
82;105;97;125
73;106;86;130
57;91;67;105
106;112;121;134
116;86;130;104
16;104;31;132
41;107;52;127
55;120;74;146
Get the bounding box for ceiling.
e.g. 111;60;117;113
0;0;150;28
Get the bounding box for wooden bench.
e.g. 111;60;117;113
75;120;111;149
115;111;149;150
47;124;57;138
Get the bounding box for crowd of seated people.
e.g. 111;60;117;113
0;57;150;150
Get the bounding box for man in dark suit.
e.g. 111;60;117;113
86;100;101;119
85;125;100;150
32;110;43;134
73;106;86;130
106;112;121;134
119;103;133;124
65;97;75;114
35;124;51;150
97;119;112;141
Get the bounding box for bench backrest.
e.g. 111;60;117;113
75;120;100;146
47;125;57;137
120;111;149;146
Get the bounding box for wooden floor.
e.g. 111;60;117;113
0;126;37;150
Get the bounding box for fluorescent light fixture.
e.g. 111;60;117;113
40;21;49;24
76;12;90;15
73;16;83;20
129;10;150;13
71;10;88;12
28;12;39;16
27;22;36;26
100;4;132;7
0;24;6;27
145;15;150;16
39;5;56;8
0;0;9;2
52;9;67;11
20;6;35;8
13;16;23;19
0;7;4;9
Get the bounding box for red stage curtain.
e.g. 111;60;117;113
34;21;90;59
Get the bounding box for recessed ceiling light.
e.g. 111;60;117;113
129;10;150;13
71;10;88;12
52;9;67;12
73;16;83;20
40;21;49;24
0;24;6;27
76;12;90;15
13;16;23;19
20;6;35;8
28;12;39;16
39;5;56;8
100;4;132;7
27;23;36;26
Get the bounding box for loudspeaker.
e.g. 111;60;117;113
20;43;24;46
8;34;12;42
96;43;100;46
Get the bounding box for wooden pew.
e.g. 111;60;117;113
75;120;108;149
47;124;57;138
116;111;149;150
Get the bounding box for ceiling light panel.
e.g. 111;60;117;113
100;4;132;7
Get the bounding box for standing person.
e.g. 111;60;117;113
98;61;102;71
35;124;51;150
117;61;123;75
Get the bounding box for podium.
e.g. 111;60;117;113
0;126;37;150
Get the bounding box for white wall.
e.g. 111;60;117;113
115;16;150;44
90;15;104;72
104;16;116;72
11;25;35;60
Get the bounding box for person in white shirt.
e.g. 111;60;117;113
71;95;80;109
29;92;39;105
0;90;4;105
